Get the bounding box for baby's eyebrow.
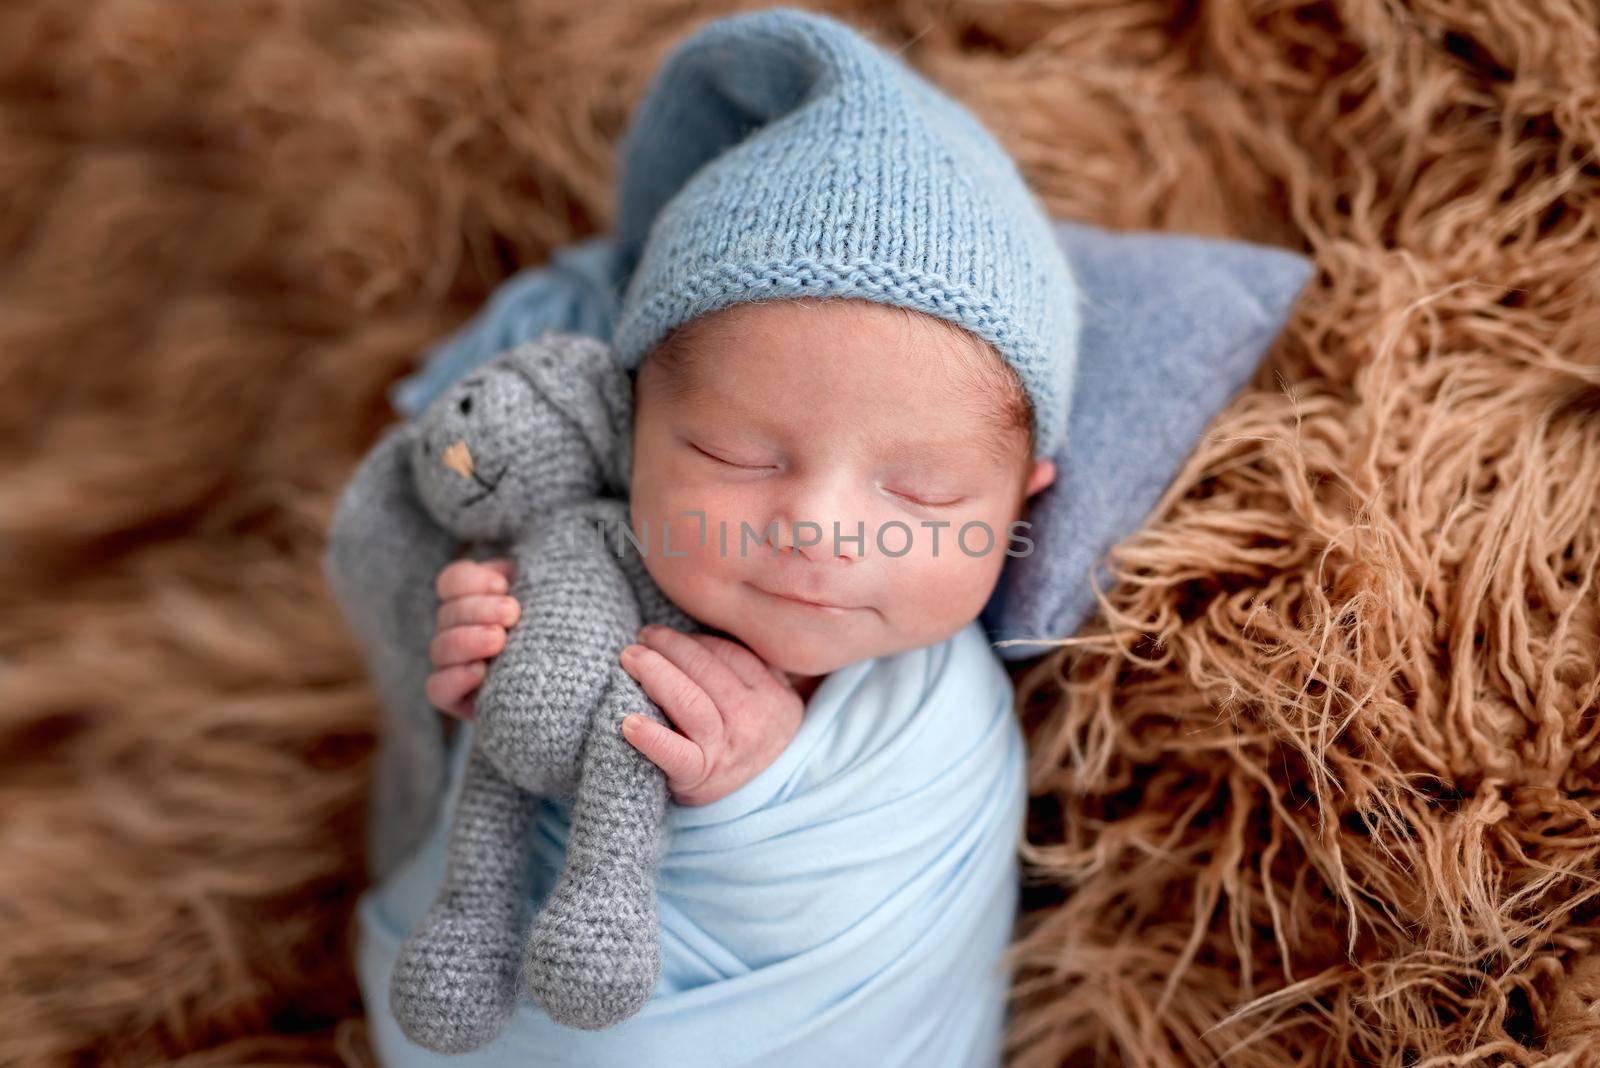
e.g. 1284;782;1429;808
693;387;1019;467
892;427;1024;469
886;437;968;459
879;436;995;469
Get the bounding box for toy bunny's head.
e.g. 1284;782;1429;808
409;333;634;542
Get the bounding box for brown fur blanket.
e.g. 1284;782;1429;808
1;1;1597;1064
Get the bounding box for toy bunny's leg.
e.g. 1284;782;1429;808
390;747;538;1054
521;670;670;1030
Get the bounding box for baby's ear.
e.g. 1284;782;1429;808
502;332;633;495
1024;458;1057;497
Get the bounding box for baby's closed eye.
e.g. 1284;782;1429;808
678;427;984;512
882;485;967;509
688;440;776;471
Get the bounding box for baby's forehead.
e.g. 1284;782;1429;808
644;300;1029;457
666;301;1002;381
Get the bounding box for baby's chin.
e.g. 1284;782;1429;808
683;593;882;678
731;610;976;679
730;624;867;679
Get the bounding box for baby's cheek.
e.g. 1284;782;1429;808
882;538;1006;636
648;479;749;545
633;483;750;618
636;529;722;622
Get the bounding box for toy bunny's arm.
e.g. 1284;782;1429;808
322;422;460;881
389;747;540;1054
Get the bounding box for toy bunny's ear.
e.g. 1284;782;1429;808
502;332;633;496
322;420;461;881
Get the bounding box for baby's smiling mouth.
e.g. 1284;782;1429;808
746;580;866;614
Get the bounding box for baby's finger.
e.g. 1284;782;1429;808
425;663;485;718
437;595;521;631
620;645;723;745
435;558;511;601
686;633;774;689
637;625;746;708
429;624;506;668
620;714;706;785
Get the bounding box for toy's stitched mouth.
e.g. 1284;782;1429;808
461;463;508;507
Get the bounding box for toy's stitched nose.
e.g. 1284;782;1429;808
441;440;474;479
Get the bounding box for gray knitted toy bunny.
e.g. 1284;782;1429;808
322;331;695;1052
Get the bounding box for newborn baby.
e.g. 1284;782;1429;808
427;296;1056;808
347;8;1086;1065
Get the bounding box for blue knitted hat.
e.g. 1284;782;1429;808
608;7;1081;458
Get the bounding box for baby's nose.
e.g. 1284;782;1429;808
779;526;862;564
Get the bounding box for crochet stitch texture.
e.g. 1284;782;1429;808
325;333;696;1050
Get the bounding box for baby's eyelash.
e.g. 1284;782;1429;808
686;443;961;504
890;489;966;509
690;442;773;471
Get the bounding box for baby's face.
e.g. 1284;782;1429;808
628;299;1056;682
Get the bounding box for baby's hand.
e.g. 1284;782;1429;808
618;625;804;807
425;557;521;719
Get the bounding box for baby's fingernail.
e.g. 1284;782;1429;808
621;715;640;732
499;598;519;623
620;644;641;661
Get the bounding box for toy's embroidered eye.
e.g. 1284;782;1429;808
690;441;775;471
459;395;473;416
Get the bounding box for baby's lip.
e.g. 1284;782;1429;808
746;580;862;611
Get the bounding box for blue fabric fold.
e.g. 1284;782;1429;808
388;221;1313;658
358;619;1026;1067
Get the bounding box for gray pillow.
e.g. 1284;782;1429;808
980;222;1315;658
388;221;1315;661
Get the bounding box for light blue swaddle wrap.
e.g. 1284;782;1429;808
358;619;1026;1067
